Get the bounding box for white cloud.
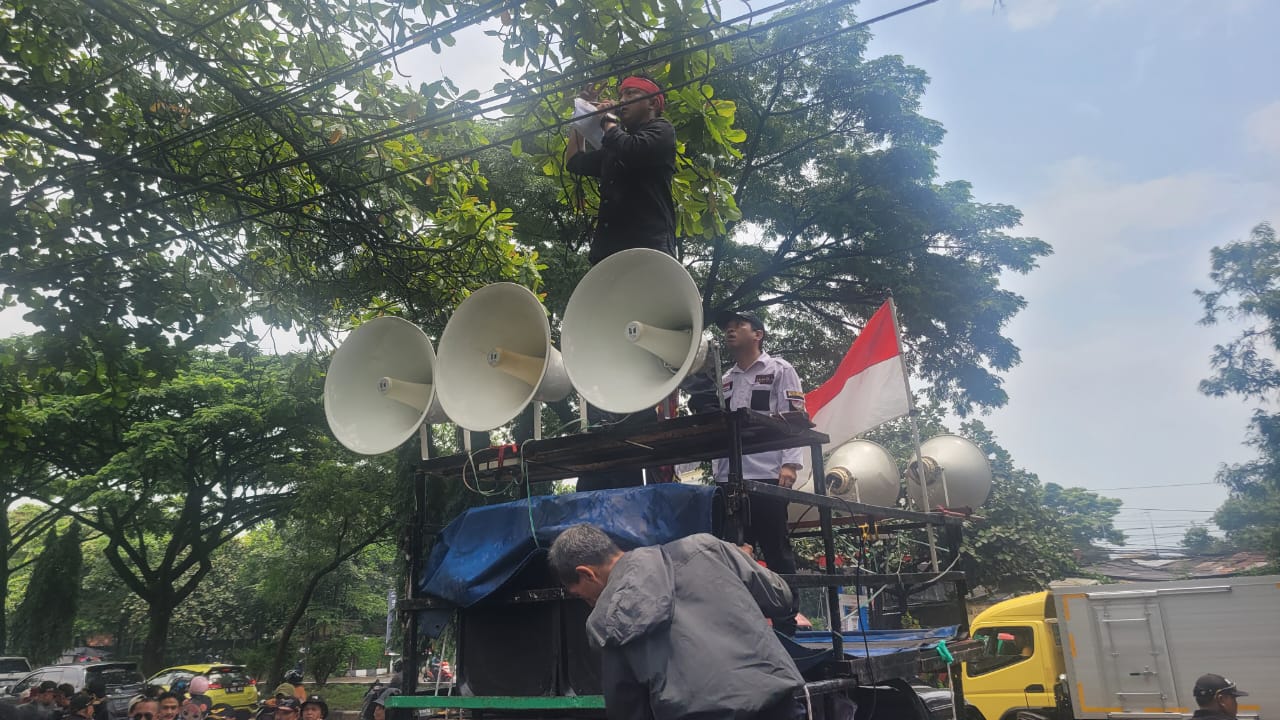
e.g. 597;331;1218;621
960;0;1060;30
1011;158;1279;291
1245;100;1280;159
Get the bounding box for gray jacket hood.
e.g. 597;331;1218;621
587;546;673;647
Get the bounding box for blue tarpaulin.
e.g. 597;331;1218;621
780;626;960;672
418;484;716;607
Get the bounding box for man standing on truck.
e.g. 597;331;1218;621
1192;674;1249;720
711;310;806;635
548;523;804;720
565;74;678;492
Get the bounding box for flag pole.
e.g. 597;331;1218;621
887;297;940;572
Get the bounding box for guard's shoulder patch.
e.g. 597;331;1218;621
786;390;806;411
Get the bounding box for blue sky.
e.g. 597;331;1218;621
7;0;1275;550
400;0;1279;549
860;0;1280;549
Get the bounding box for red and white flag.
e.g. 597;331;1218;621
805;300;911;454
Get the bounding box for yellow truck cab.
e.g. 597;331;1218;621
963;591;1065;720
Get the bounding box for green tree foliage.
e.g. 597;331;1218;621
1197;221;1280;558
498;0;1049;415
11;523;82;664
1043;483;1124;560
857;412;1122;592
24;352;326;671
266;448;402;685
1;0;541;383
1181;526;1232;555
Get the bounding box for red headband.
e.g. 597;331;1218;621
619;76;665;112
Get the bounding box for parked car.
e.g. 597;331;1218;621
0;658;32;692
147;665;259;711
0;662;144;720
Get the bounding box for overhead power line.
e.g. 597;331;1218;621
1089;482;1217;491
7;0;940;285
74;0;844;215
1115;507;1217;513
24;0;257;115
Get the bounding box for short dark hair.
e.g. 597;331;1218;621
548;523;622;585
157;692;183;705
58;684;75;697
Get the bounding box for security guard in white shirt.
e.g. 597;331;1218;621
711;310;805;635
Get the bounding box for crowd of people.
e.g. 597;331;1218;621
0;678;348;720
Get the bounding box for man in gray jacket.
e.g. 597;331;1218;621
549;523;805;720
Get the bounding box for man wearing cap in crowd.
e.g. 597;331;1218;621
272;698;301;720
711;309;806;635
21;681;61;717
1193;674;1249;720
65;694;100;720
300;696;327;720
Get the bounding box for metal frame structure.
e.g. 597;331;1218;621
390;408;977;716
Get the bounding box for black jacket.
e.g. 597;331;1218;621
566;117;677;265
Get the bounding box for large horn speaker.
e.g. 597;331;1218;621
324;316;446;455
788;439;900;523
435;283;573;431
561;249;707;414
906;434;993;511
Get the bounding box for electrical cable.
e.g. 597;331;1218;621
5;0;942;285
64;0;514;173
11;0;940;283
81;0;879;227
45;0;793;200
19;0;257;115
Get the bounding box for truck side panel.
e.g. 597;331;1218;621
1054;576;1280;720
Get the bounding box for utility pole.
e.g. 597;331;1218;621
1147;512;1160;559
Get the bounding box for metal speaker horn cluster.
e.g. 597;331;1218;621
434;282;573;432
822;439;902;507
788;439;901;523
561;249;708;414
906;434;993;511
324;316;448;455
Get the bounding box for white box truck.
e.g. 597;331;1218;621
962;575;1280;720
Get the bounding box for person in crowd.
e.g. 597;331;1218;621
23;682;60;716
271;698;300;720
56;686;75;709
548;523;804;720
63;693;98;720
1192;674;1248;720
156;692;182;720
368;689;397;720
300;697;326;720
128;695;159;720
183;678;212;715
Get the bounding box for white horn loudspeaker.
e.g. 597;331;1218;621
324;316;447;455
788;439;901;524
434;282;573;432
561;248;708;414
905;434;993;511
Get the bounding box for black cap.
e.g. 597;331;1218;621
275;698;302;713
301;696;328;718
714;310;765;332
372;688;400;708
1194;674;1248;700
68;694;101;713
207;704;238;720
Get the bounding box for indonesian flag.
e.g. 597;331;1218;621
805;300;911;454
